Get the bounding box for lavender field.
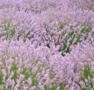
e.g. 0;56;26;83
0;0;94;90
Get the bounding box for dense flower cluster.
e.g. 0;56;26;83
0;0;94;90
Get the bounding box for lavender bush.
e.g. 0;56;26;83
0;0;94;90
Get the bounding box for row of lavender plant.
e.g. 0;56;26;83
0;0;94;90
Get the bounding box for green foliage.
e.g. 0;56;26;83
61;31;79;55
4;22;15;39
45;82;64;90
81;65;94;90
0;70;4;85
45;82;57;90
59;24;64;29
12;72;18;82
21;66;38;87
81;25;90;34
61;24;91;56
84;84;92;90
59;83;64;90
61;43;70;55
32;77;38;86
10;64;18;82
68;31;76;44
4;86;11;90
17;31;32;42
10;63;17;72
82;65;94;80
22;66;32;81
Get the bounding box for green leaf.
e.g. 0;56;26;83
81;25;90;33
4;22;15;39
84;83;92;90
83;65;93;79
0;71;3;85
11;71;18;82
32;77;38;86
11;64;18;82
62;43;70;53
45;82;57;90
59;24;64;29
59;83;64;90
4;86;11;90
68;31;75;37
22;66;32;81
51;82;57;90
69;32;76;44
11;64;17;72
74;35;81;44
